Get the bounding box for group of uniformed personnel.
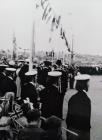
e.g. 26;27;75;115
0;58;91;140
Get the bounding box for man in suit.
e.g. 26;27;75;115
18;109;47;140
66;74;91;140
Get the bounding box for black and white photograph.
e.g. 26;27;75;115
0;0;102;139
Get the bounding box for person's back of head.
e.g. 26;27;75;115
75;80;89;92
56;60;62;67
45;115;61;130
26;109;41;123
75;74;90;92
45;116;62;140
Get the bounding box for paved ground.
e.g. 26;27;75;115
63;76;102;140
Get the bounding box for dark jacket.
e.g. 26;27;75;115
21;83;38;108
18;124;47;140
66;90;91;131
46;129;64;140
40;85;61;118
0;73;17;96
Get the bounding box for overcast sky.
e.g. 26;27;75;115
0;0;102;55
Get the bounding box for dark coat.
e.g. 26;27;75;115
21;83;38;108
40;85;61;118
0;73;8;96
55;67;68;119
19;64;29;86
18;125;47;140
46;129;64;140
56;68;68;94
66;90;91;140
37;66;51;87
0;73;17;96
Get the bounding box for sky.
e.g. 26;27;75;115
0;0;102;55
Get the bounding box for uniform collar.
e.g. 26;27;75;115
29;82;35;86
8;76;13;80
82;90;88;94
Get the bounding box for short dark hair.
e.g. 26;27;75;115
56;60;62;66
26;109;41;123
75;80;89;92
45;116;61;130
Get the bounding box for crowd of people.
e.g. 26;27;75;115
0;57;91;140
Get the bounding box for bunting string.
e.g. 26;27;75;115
35;0;70;52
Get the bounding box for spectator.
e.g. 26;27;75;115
18;109;47;140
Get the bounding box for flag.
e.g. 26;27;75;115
49;37;52;43
55;16;61;28
51;17;56;31
41;0;48;9
46;15;52;23
42;4;50;20
35;0;41;9
65;36;70;52
60;28;65;39
36;4;40;9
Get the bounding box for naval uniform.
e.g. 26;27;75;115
0;72;17;97
56;67;68;119
66;90;91;140
40;84;61;118
21;82;38;108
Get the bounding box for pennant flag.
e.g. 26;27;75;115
36;4;40;9
55;16;61;28
51;17;56;31
42;4;50;20
49;37;52;43
41;0;48;9
35;0;71;52
60;29;65;39
65;37;70;52
46;15;52;23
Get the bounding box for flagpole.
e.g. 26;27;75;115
71;34;74;65
62;51;64;65
29;21;35;71
12;32;17;61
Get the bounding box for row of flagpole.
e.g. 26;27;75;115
12;20;36;72
11;0;74;67
35;0;71;52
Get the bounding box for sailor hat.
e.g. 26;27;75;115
5;67;16;72
48;71;62;77
18;59;25;62
25;70;37;76
44;60;52;66
9;60;15;66
25;59;30;63
0;64;8;68
75;74;91;81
